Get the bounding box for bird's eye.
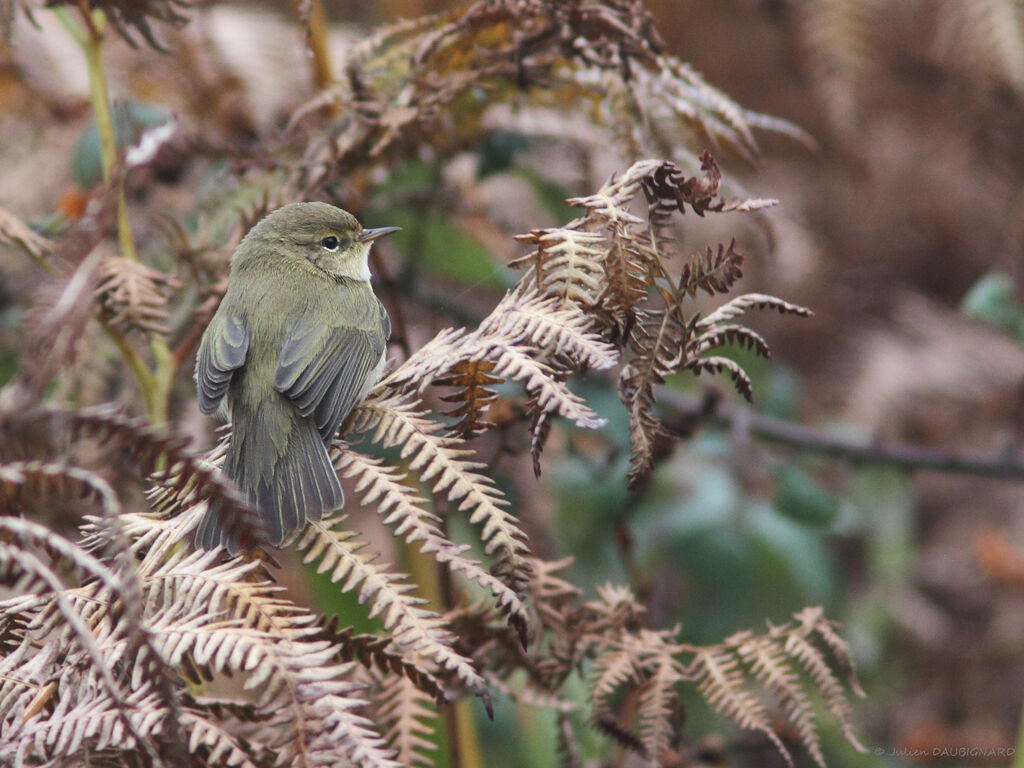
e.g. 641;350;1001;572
320;236;341;251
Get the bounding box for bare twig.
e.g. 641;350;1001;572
658;388;1024;482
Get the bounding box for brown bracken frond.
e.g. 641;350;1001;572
680;239;745;298
0;461;119;519
50;0;193;51
436;359;503;438
95;256;182;335
374;672;438;768
0;151;834;767
0;405;260;547
0;0;871;764
316;618;445;702
298;515;492;714
334;447;529;645
277;0;808;202
349;392;533;601
0;206;53;266
511;155;808;488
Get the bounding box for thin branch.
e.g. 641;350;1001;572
658;388;1024;482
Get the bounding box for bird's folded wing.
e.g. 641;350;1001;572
196;312;249;414
273;316;385;443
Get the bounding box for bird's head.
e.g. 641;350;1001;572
234;202;398;282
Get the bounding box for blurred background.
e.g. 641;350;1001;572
2;0;1023;765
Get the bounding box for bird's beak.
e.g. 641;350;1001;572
357;226;400;243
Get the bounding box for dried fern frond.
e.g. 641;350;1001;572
435;359;503;437
511;155;808;488
176;710;268;768
279;0;808;202
737;630;823;767
38;0;194;51
0;417;398;766
349;393;533;601
775;607;866;753
94;256;182;335
379;288;617;430
511;228;607;307
0;460;120;518
0;520;158;757
583;601;866;768
451;561;863;768
619;299;690;488
589;623;688;766
12;685;171;765
678;608;869;768
696;292;815;329
316;618;445;701
298;516;490;713
636;653;685;765
680;239;745;298
512;156;772;329
477;288;620;373
527;556;582;631
1;508;399;767
374;672;438;768
336;448;529;646
590;644;643;719
2;405;261;549
0;206;53;266
690;643;792;763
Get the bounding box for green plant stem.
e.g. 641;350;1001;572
60;3;178;425
448;699;483;768
149;338;174;427
402;537;482;768
75;5;139;266
293;0;334;91
99;317;159;412
1013;704;1024;768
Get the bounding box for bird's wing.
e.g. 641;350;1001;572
273;308;388;443
196;311;249;415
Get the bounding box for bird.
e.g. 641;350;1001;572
194;202;397;553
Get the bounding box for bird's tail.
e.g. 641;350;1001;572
195;408;344;554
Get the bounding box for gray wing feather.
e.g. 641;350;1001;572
196;312;249;414
273;315;385;443
380;303;391;340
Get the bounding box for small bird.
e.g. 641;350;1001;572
194;202;397;552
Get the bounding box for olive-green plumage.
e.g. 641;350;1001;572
194;202;396;553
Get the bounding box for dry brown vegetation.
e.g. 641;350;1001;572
1;1;1022;767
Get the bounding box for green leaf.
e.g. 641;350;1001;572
477;130;531;177
747;503;837;605
761;365;802;420
301;558;383;635
961;272;1024;343
552;452;632;579
389;209;510;289
848;467;916;583
773;464;839;527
